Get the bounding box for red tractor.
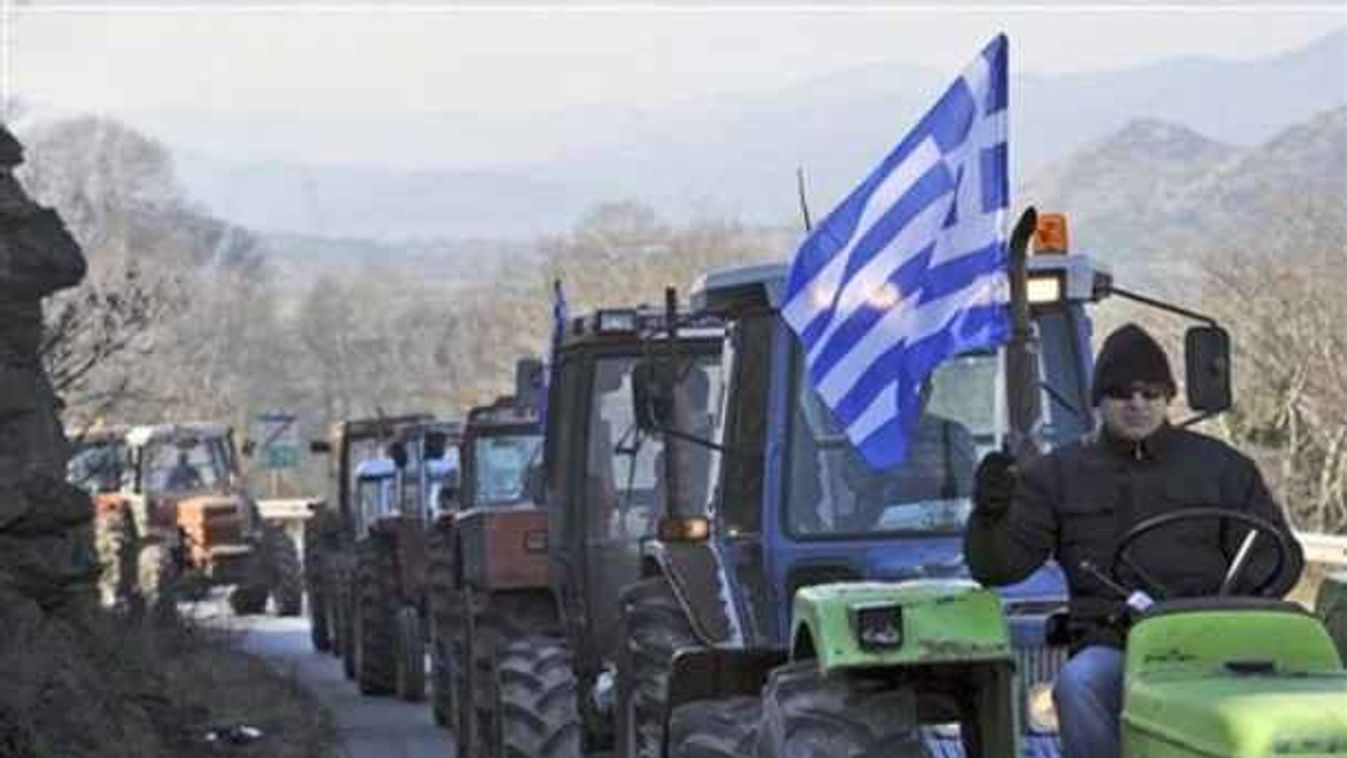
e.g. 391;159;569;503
68;422;302;615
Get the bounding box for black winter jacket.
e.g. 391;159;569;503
965;423;1304;651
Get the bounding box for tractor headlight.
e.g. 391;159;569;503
850;602;904;651
1026;681;1059;734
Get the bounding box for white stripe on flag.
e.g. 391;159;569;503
781;137;944;331
806;195;953;363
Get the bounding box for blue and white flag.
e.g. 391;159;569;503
782;35;1011;468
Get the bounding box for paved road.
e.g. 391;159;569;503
197;605;452;758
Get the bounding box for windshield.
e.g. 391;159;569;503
144;437;230;494
358;475;396;524
785;352;998;537
473;434;542;505
586;354;723;540
68;441;127;494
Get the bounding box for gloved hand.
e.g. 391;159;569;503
973;451;1017;517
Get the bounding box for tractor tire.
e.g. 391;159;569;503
339;577;358;679
263;525;304;617
496;636;582;758
465;590;559;758
303;519;331;651
138;541;179;613
427;523;460;728
669;697;760;758
95;507;139;609
619;576;701;758
395;605;427;702
308;575;330;651
754;660;924;758
355;536;397;695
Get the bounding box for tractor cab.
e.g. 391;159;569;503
538;304;723;750
455;396;542;511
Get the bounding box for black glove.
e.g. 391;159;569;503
973;451;1017;517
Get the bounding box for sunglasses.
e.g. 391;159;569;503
1103;384;1169;401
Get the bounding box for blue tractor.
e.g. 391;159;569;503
611;212;1235;757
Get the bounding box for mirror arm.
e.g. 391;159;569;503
1103;285;1219;327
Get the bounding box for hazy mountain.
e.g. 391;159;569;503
1020;105;1347;268
153;29;1344;240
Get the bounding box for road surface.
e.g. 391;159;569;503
195;603;452;758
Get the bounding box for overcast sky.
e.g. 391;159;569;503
8;4;1345;117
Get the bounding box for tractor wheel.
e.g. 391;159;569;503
138;541;179;613
95;507;139;609
618;576;700;758
669;697;760;758
308;573;330;651
355;536;397;695
496;636;582;758
339;576;358;679
754;660;924;758
263;525;304;617
303;518;330;650
395;605;426;702
465;590;559;758
426;522;460;728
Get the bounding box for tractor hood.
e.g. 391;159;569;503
862;537;1066;605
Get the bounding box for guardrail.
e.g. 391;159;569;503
1297;531;1347;569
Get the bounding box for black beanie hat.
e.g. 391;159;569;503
1092;323;1176;405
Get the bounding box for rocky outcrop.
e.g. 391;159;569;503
0;123;97;613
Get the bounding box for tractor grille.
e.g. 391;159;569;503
919;642;1067;757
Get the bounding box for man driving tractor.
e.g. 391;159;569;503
965;323;1305;758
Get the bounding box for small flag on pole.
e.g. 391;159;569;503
782;35;1012;468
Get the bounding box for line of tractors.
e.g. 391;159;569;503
100;212;1347;756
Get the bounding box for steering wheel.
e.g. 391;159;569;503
1110;506;1295;600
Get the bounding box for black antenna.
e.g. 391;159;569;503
796;166;813;233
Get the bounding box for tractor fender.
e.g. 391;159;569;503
665;646;786;714
369;515;429;607
640;539;739;647
789;579;1012;674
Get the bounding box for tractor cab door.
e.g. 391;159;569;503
708;312;781;645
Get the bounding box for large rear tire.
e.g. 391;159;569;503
264;524;304;617
618;576;700;758
496;636;582;758
356;535;397;695
427;521;460;728
754;660;925;758
138;541;179;614
669;697;760;758
95;506;139;609
395;605;427;702
303;517;331;651
465;591;559;758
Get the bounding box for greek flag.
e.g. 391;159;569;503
783;35;1011;468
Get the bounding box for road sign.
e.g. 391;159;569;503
253;412;300;470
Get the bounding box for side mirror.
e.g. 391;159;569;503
425;431;448;459
631;359;675;433
388;441;409;469
1185;325;1232;414
516;357;545;411
241;439;257;457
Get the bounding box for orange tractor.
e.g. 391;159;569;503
68;422;302;614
